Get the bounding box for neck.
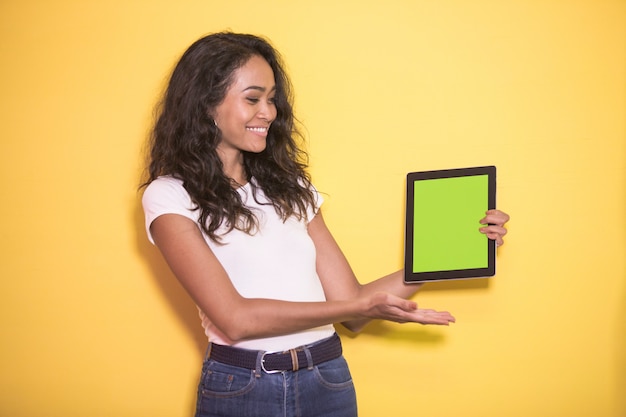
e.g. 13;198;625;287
219;149;247;186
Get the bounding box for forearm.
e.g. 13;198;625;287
357;270;423;299
214;297;361;342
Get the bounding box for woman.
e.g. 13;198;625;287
142;32;509;417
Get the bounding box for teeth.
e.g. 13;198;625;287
247;127;268;132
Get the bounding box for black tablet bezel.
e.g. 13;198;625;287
404;166;496;283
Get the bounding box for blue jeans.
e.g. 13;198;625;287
194;352;357;417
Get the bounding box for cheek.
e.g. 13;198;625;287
215;112;239;130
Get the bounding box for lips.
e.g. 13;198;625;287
246;127;269;133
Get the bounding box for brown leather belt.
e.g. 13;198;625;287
207;333;342;373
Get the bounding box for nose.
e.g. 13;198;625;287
258;100;277;124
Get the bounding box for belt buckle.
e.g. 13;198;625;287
260;352;283;374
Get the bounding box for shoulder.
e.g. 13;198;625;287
142;176;190;206
142;176;197;228
142;176;200;244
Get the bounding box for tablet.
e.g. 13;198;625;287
404;166;496;283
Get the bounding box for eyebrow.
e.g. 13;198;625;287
241;85;277;93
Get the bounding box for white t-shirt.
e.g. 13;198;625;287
142;176;335;352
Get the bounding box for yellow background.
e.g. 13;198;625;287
1;1;624;416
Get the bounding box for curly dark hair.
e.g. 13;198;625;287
143;32;316;242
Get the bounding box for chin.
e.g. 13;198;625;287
249;142;267;153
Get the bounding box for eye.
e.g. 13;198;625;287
268;96;276;105
246;97;260;104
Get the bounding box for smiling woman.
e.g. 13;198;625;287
139;31;505;417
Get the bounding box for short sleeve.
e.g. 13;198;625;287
141;176;198;244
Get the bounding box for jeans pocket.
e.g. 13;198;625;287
200;360;257;397
313;356;354;390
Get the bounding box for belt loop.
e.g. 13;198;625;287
289;349;299;371
254;350;263;378
303;345;314;370
205;342;213;361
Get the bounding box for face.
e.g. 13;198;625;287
213;55;277;161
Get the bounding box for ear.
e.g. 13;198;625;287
207;111;218;127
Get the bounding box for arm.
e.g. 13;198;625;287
150;213;443;342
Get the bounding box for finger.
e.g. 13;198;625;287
415;309;456;325
486;209;510;221
479;225;507;247
398;295;418;310
479;225;508;237
481;231;505;246
422;315;455;325
480;210;510;226
479;216;507;227
432;311;455;322
390;296;417;313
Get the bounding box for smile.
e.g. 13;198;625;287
246;127;268;133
